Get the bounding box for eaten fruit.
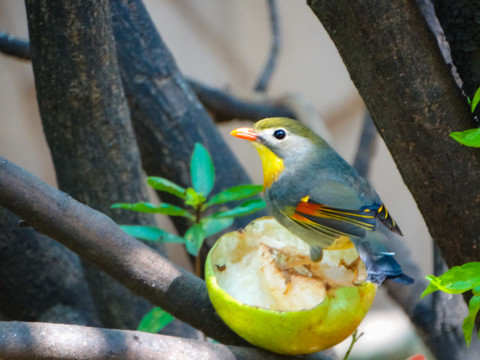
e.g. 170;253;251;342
205;217;376;355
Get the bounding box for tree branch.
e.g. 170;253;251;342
352;111;377;179
254;0;281;92
189;79;296;122
0;321;311;360
25;0;160;329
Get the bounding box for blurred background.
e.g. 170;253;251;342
0;1;431;358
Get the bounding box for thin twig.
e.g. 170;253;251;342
190;79;296;121
342;330;364;360
0;31;30;60
352;111;377;179
254;0;281;92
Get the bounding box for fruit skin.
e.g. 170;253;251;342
205;235;377;355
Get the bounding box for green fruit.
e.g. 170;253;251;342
205;217;376;355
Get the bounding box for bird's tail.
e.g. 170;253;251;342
353;233;414;285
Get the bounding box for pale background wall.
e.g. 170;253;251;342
0;1;431;357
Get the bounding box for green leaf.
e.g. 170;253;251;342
210;198;266;219
112;202;193;219
147;177;186;199
201;217;234;237
185;187;207;207
137;307;174;333
463;295;480;346
184;224;206;256
190;143;215;197
422;262;480;298
120;225;185;244
450;128;480;147
206;184;264;207
471;87;480;113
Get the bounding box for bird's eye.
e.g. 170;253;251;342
273;129;286;140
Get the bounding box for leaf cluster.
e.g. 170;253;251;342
450;88;480;147
112;143;265;333
422;262;480;346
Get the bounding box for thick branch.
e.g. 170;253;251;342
25;0;160;329
0;321;302;360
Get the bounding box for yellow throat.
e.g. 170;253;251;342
252;142;285;189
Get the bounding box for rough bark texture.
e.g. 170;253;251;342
0;321;320;360
308;0;480;275
25;0;157;329
432;0;480;101
110;0;264;234
0;207;100;326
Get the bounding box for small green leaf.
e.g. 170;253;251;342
471;87;480;113
120;225;185;244
184;224;206;256
112;202;193;219
450;128;480;147
138;307;174;333
147;177;186;199
463;295;480;346
206;184;264;207
185;187;207;207
210;198;266;219
422;262;480;297
190;143;215;197
201;217;234;237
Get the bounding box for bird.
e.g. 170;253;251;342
230;117;413;285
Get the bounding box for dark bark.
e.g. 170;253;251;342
189;79;296;122
432;0;480;102
110;0;265;235
0;207;100;326
0;321;325;360
308;1;480;358
25;0;157;329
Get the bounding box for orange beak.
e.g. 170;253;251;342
230;127;258;141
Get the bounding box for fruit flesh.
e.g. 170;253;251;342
205;217;376;354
